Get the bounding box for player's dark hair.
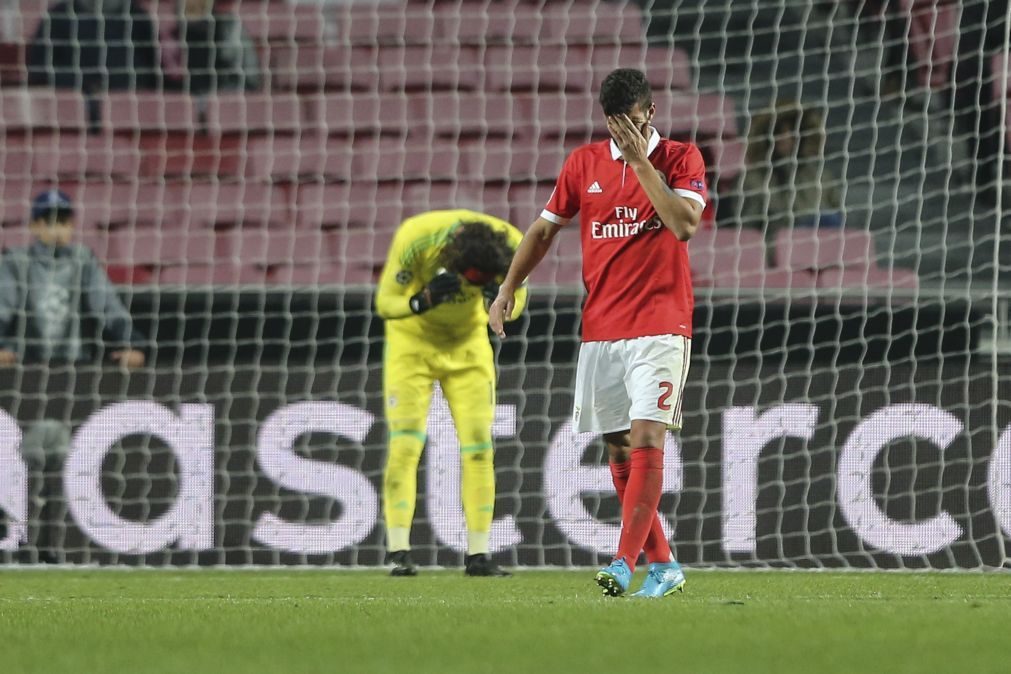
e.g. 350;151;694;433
598;68;653;117
440;221;513;278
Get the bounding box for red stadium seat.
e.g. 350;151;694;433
528;226;583;286
0;89;87;133
205;93;304;135
378;45;481;92
436;1;544;46
237;2;325;43
547;1;644;46
652;91;739;139
156;263;268;286
0;139;34;183
180;183;292;228
0;181;34;228
270;44;379;92
518;92;602;141
103;92;196;134
483;45;591;93
689;228;813;289
413;92;522;139
816;267;920;291
29;133;141;181
296;182;406;230
352;139;467;183
335;1;435;46
508;183;558;227
775;228;876;272
271;263;375;285
469;139;568;184
304;93;411;137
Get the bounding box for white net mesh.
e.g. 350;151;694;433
0;0;1008;569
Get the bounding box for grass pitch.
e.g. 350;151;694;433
1;568;1008;673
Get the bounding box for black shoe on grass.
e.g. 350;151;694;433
464;553;512;577
387;550;418;577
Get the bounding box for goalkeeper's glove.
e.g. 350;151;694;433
481;282;500;306
409;271;462;314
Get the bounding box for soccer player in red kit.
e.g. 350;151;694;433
489;69;706;597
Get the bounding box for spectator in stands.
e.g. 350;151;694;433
163;0;261;94
26;0;161;91
0;189;145;369
0;189;145;562
740;99;842;262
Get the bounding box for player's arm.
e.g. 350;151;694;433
489;217;561;337
375;224;461;319
608;114;703;241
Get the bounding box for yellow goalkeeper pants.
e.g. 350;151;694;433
382;331;496;552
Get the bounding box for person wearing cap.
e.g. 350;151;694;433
374;209;527;578
0;189;145;368
0;189;146;562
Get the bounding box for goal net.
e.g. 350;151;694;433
0;0;1008;569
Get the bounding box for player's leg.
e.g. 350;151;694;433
440;337;509;577
573;341;638;595
602;432;672;568
382;338;436;575
620;334;691;597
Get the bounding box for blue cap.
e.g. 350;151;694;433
31;189;74;221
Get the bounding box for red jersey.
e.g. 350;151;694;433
541;129;708;342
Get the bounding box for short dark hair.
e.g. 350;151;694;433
440;221;513;279
599;68;653;117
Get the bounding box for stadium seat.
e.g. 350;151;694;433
103;92;196;134
483;45;592;92
528;226;583;285
414;92;522;139
237;2;325;44
517;92;602;141
304;93;411;137
547;1;645;46
180;183;292;229
816;267;920;291
652;91;739;139
0;89;88;133
270;263;374;285
156;263;268;286
0;223;32;249
29;134;141;181
902;0;958;90
67;182;147;230
352;139;468;183
689;228;815;289
334;1;436;46
0;140;34;183
775;228;876;272
436;1;543;46
205;93;304;135
269;44;378;92
0;181;35;227
378;45;481;92
470;139;567;184
297;182;406;230
508;183;559;227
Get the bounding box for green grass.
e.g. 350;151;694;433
1;569;1009;674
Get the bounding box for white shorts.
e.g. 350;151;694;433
572;334;691;434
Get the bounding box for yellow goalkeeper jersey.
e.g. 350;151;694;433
375;209;528;342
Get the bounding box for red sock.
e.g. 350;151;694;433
609;460;672;566
614;448;665;572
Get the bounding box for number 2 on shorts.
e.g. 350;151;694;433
657;381;674;411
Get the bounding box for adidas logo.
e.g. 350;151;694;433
587;181;603;194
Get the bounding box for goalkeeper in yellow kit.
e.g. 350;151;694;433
375;209;527;577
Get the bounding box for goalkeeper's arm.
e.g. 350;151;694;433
489;217;562;337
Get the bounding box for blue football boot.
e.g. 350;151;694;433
595;557;633;597
629;561;686;598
